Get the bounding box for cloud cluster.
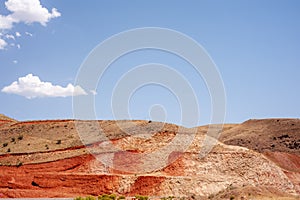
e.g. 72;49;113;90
2;74;87;99
0;0;61;30
0;38;7;49
0;0;61;49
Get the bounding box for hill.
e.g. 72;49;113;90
0;118;299;199
219;118;300;153
0;114;16;121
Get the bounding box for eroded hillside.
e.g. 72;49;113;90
0;116;299;199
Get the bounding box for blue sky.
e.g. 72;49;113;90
0;0;299;126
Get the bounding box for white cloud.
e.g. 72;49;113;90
0;0;61;50
25;31;33;37
90;90;97;95
5;34;15;40
16;44;20;49
13;60;17;64
0;38;7;49
0;0;61;29
2;74;87;99
0;15;15;30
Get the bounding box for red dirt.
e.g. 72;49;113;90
264;152;300;193
128;176;166;196
0;154;96;197
264;152;300;172
163;151;185;176
112;150;144;174
0;153;170;198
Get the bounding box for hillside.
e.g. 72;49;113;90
0;115;299;199
0;114;17;128
219;118;300;199
219;118;300;154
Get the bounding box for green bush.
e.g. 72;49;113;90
85;196;96;200
75;194;127;200
109;194;117;200
98;194;116;200
74;197;85;200
135;195;149;200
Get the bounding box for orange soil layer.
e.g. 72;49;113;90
0;153;172;198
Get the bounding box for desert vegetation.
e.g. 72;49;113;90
74;194;180;200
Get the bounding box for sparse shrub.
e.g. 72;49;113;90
18;135;23;140
230;196;235;200
3;142;8;147
75;196;96;200
98;194;115;200
16;161;23;167
135;195;149;200
74;197;85;200
11;138;15;142
76;194;124;200
45;144;49;150
31;181;39;186
161;196;175;200
98;195;107;200
56;140;61;144
7;148;10;152
85;196;96;200
108;194;116;200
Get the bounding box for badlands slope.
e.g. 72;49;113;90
0;115;299;199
